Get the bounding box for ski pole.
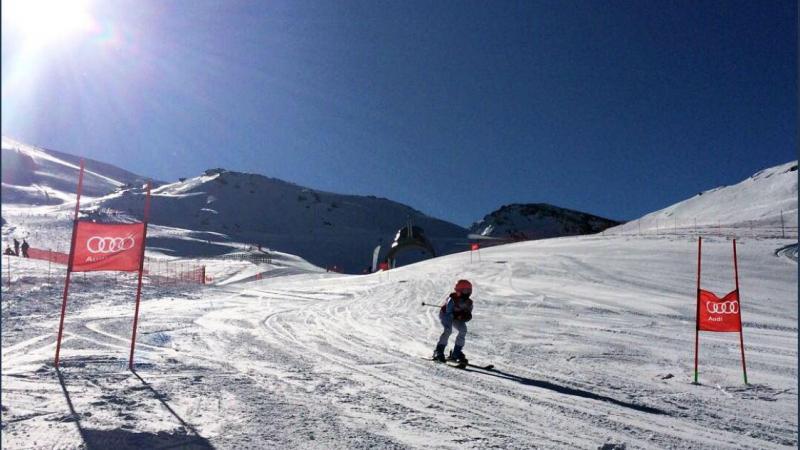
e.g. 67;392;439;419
422;292;452;308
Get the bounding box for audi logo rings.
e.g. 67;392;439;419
86;235;136;254
706;301;739;315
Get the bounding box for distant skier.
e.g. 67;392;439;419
20;240;29;258
433;279;474;364
13;239;19;256
4;245;14;256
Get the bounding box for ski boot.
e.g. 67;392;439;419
433;344;446;363
449;346;468;365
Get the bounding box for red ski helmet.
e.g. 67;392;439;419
454;279;472;296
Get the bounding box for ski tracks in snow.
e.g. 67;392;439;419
187;277;787;449
3;236;796;448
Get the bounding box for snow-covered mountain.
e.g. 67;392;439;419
1;137;469;272
6;135;793;273
469;203;620;240
609;161;798;234
1;136;150;205
88;169;468;272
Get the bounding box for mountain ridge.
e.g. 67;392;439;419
3;136;796;271
469;202;621;240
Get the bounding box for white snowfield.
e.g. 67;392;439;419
2;233;796;449
611;161;798;235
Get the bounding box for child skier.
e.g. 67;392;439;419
433;279;474;364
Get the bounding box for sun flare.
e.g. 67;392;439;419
3;0;95;48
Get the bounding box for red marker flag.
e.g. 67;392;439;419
697;289;741;332
55;160;154;370
471;243;479;251
693;237;748;384
71;221;145;272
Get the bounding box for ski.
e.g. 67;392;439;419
467;363;495;371
423;357;493;371
446;361;495;370
423;356;465;368
453;359;495;371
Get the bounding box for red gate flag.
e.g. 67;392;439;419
698;289;741;332
55;160;154;369
71;221;145;272
694;237;748;385
471;243;479;251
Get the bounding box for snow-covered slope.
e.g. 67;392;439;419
611;161;798;234
1;136;149;205
87;169;468;273
2;232;796;448
470;203;620;240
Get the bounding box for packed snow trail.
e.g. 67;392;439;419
2;234;796;448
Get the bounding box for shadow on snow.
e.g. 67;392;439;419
57;368;214;449
464;364;666;416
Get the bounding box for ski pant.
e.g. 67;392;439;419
437;315;467;348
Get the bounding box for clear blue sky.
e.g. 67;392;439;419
2;0;796;226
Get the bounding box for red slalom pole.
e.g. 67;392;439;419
129;182;152;370
693;236;702;384
55;160;85;368
733;239;748;384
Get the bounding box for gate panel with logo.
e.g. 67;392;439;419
54;159;153;370
693;237;748;384
697;289;741;332
72;222;146;272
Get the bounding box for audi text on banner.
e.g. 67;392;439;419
697;289;741;332
71;221;146;272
